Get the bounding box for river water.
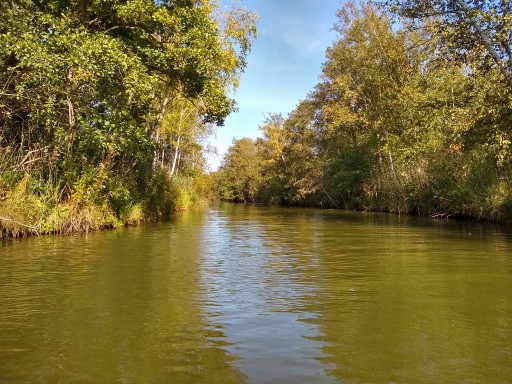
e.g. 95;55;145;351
1;203;512;383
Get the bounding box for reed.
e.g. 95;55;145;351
0;168;210;239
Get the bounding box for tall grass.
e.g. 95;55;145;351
0;164;212;239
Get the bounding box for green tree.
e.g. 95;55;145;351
280;99;325;205
386;0;512;84
0;0;258;235
215;1;512;222
385;0;512;218
318;2;414;208
217;138;263;202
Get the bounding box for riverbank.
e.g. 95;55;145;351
0;172;214;239
220;191;512;225
215;3;512;227
1;1;256;240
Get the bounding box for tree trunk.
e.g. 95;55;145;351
170;135;181;177
79;0;90;26
453;0;511;84
152;88;172;134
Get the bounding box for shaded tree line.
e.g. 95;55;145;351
217;1;512;222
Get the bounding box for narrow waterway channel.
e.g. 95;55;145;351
1;203;512;383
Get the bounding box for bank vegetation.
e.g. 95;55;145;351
0;0;257;238
217;1;512;223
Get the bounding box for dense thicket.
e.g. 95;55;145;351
217;1;512;222
0;0;257;237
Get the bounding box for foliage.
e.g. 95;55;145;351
384;0;512;84
217;1;512;223
217;137;263;202
0;0;257;236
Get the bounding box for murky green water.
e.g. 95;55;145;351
1;203;512;383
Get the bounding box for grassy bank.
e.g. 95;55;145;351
0;170;214;239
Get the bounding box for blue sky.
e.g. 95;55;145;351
208;0;341;170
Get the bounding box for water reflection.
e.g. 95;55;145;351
0;220;245;383
300;209;512;383
198;206;336;383
1;204;512;383
197;204;512;383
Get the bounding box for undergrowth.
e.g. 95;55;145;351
0;168;210;239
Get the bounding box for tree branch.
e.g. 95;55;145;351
0;216;39;235
453;0;511;84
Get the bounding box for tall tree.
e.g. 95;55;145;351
386;0;512;84
217;138;263;202
0;0;257;229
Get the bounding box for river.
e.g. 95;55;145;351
1;203;512;383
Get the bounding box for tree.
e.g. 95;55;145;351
0;0;258;232
215;1;512;222
217;138;263;202
318;2;415;207
386;0;512;84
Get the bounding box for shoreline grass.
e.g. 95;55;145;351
0;170;211;240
